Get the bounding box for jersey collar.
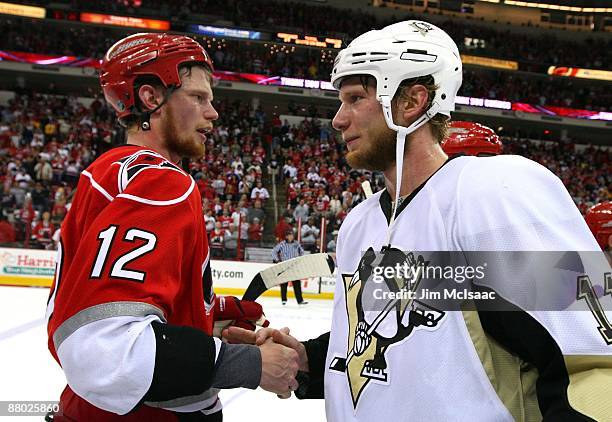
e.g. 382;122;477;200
379;156;457;224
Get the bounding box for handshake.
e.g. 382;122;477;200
223;325;308;398
213;296;308;397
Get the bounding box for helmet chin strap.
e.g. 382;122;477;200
379;95;441;247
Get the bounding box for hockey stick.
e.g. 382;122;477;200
242;253;335;301
361;180;373;199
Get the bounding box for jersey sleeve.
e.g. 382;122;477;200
455;155;612;421
298;332;330;399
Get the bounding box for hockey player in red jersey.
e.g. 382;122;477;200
46;33;299;421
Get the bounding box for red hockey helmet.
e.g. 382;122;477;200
585;201;612;250
442;121;502;157
100;33;213;120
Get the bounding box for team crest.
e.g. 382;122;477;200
409;21;433;36
329;247;446;409
115;150;184;192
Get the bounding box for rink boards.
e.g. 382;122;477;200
0;247;335;300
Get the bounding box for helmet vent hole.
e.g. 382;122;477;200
455;67;458;71
441;94;447;100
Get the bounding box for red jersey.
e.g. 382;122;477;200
33;220;55;242
46;146;214;420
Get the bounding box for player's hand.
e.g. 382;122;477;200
223;326;309;373
222;325;285;345
222;325;257;344
251;326;310;373
258;340;299;396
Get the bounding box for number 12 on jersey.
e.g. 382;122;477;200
90;225;157;282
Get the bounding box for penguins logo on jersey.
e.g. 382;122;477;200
329;247;446;409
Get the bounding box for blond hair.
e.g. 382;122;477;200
393;75;449;144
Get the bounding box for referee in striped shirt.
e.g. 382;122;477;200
272;230;307;305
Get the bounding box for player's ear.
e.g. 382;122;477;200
396;84;428;123
137;84;163;112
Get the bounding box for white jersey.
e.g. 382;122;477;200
324;155;612;421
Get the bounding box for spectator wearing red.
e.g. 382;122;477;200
218;209;233;230
248;217;264;245
20;194;35;225
210;221;228;258
274;215;293;242
0;215;16;244
32;210;55;247
51;198;67;226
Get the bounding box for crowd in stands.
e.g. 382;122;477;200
0;93;276;256
0;93;118;247
0;94;608;255
28;0;612;69
2;14;611;111
503;138;610;216
273;116;378;253
462;69;611;111
195;98;275;258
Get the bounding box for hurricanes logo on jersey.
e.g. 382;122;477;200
116;150;184;193
329;247;446;409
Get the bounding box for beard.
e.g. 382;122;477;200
345;120;398;172
161;102;205;160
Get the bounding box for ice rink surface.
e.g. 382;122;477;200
0;285;332;421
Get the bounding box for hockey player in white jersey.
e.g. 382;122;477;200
226;20;612;421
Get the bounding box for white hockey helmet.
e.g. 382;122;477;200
331;21;463;245
331;20;462;119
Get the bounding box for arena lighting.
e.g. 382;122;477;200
1;50;609;122
0;1;44;18
277;33;342;49
188;24;262;40
279;76;335;90
0;50;100;67
548;66;612;82
455;96;512;109
461;54;518;71
503;0;612;13
80;12;170;30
